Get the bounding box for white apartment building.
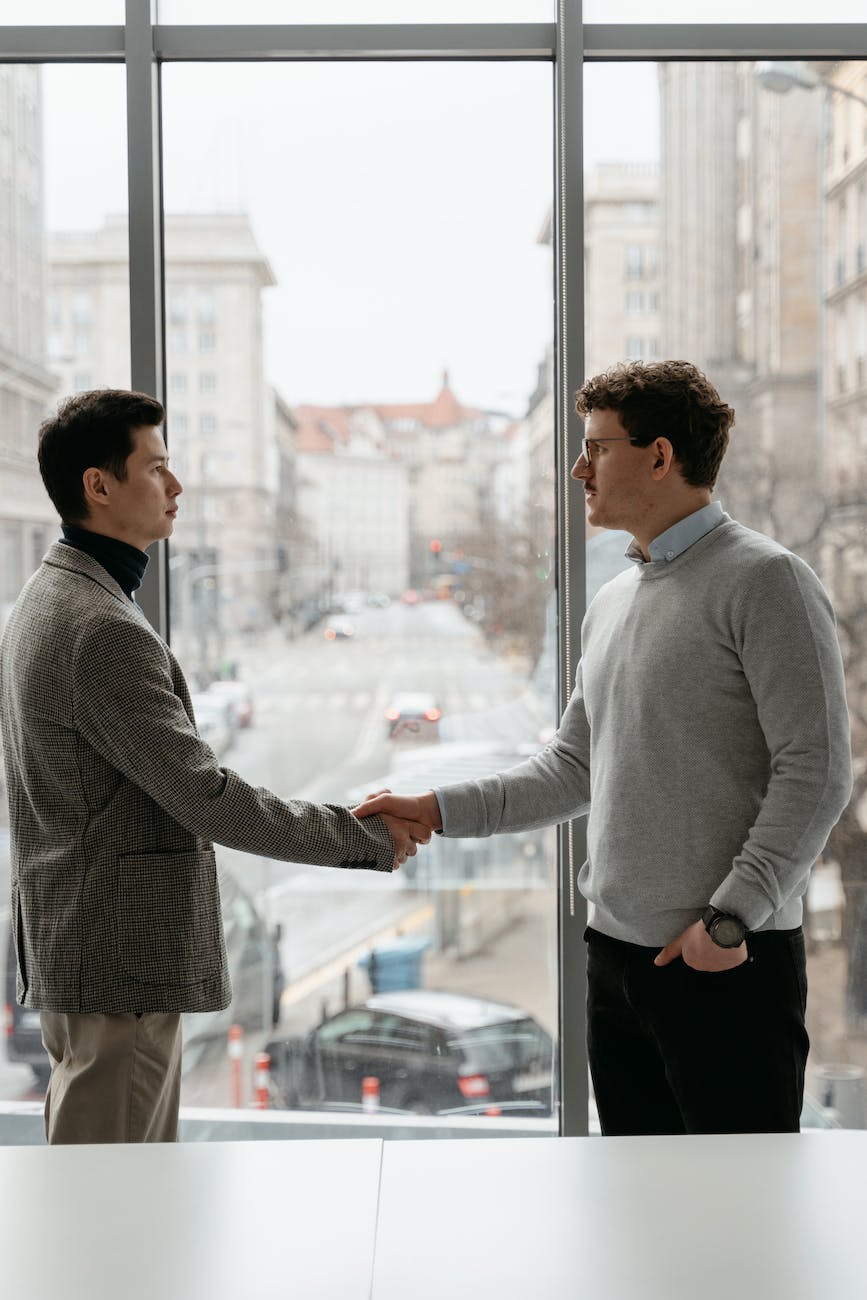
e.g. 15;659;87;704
584;162;661;380
49;213;280;674
0;66;58;627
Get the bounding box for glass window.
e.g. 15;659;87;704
0;1;122;19
162;59;557;1128
584;0;866;18
158;0;554;21
0;63;129;1110
587;59;867;1132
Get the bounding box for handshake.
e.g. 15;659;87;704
352;789;443;872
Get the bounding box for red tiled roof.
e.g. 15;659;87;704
294;377;484;453
294;405;353;453
375;376;483;429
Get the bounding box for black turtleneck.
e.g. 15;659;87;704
59;524;149;600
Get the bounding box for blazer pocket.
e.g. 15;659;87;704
116;849;223;986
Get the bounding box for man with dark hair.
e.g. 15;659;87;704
356;359;852;1135
0;388;428;1144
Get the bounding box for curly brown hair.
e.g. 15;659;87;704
575;359;735;489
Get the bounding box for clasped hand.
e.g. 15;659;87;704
654;919;748;972
353;788;441;872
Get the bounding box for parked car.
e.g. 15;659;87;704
207;679;254;729
3;865;284;1086
324;617;356;641
2;921;49;1086
190;692;235;756
265;989;555;1116
384;691;441;742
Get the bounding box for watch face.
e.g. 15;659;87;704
712;915;744;947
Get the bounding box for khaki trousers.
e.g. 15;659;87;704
40;1010;182;1145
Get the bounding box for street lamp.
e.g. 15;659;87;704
756;61;867;110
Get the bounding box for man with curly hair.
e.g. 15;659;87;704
356;359;852;1135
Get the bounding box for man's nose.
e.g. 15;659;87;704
571;455;590;480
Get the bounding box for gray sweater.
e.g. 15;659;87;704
437;518;853;946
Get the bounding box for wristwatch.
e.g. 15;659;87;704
702;906;747;949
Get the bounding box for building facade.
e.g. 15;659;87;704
0;66;58;629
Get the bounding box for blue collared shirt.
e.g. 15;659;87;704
625;500;725;566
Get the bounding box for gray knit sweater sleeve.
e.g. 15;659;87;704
436;661;591;836
708;551;852;929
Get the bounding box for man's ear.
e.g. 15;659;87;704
81;467;111;510
651;438;676;478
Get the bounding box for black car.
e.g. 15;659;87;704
3;864;284;1087
265;989;555;1117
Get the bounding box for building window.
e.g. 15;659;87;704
70;289;92;326
626;290;644;315
199;371;217;395
197;288;215;323
625;244;644;279
169;327;187;355
72;371;91;392
198;329;215;353
167;287;186;324
170;372;187;395
3;523;22;604
199;413;217;436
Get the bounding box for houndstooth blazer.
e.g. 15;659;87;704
0;543;395;1015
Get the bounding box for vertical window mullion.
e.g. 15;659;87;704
555;0;589;1138
125;0;169;636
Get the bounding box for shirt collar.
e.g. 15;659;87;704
625;500;725;566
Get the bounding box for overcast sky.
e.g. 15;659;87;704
42;57;662;412
33;0;861;407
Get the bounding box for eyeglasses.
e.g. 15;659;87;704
581;436;638;463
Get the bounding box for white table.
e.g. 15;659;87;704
1;1133;865;1299
0;1138;383;1300
373;1133;867;1300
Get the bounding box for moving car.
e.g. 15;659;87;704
207;679;254;729
265;988;555;1116
384;691;441;742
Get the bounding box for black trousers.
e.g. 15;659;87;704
585;925;809;1135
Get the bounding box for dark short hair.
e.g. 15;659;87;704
38;389;165;523
575;359;735;489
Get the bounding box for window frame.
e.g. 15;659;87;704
2;3;867;1138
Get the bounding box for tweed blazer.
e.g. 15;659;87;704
0;543;394;1015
